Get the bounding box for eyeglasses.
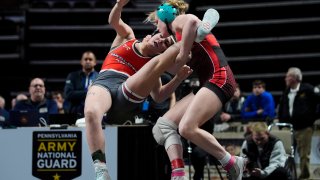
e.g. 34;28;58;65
31;84;44;88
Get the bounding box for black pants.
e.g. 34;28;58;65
187;121;214;180
191;146;208;180
243;167;289;180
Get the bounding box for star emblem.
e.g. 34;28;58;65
53;173;61;180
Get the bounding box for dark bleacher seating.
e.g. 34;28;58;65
0;10;25;100
24;0;155;92
52;1;71;8
73;1;93;8
0;14;24;58
1;0;319;106
94;0;112;8
31;1;51;8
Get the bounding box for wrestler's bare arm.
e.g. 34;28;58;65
150;43;192;102
108;0;135;47
173;14;200;64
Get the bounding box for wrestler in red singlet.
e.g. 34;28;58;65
100;39;152;76
176;33;236;104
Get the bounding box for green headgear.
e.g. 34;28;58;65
156;3;178;23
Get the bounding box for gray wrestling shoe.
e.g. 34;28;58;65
195;8;220;43
171;176;186;180
94;160;111;180
227;156;247;180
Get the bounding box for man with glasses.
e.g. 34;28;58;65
12;77;58;126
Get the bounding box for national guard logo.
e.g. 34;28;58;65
32;131;82;180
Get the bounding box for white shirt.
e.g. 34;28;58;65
288;83;300;116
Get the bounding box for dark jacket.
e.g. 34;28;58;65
12;98;58;125
13;98;58;114
64;70;98;116
245;135;279;169
278;83;320;130
0;108;9;126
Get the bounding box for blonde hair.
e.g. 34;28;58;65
250;122;268;134
144;0;189;24
166;0;189;13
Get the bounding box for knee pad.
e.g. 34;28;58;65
152;117;182;150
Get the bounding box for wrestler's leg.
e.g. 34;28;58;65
179;87;246;180
163;93;194;161
125;42;183;97
84;85;113;180
85;85;112;159
179;87;223;157
153;92;194;179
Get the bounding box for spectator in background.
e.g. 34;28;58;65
64;51;98;118
0;95;9;127
240;122;289;180
221;83;246;123
241;80;276;124
52;91;69;114
13;78;59;125
277;67;320;179
214;83;246;132
11;93;28;110
225;144;237;156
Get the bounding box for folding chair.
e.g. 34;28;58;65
268;122;297;180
